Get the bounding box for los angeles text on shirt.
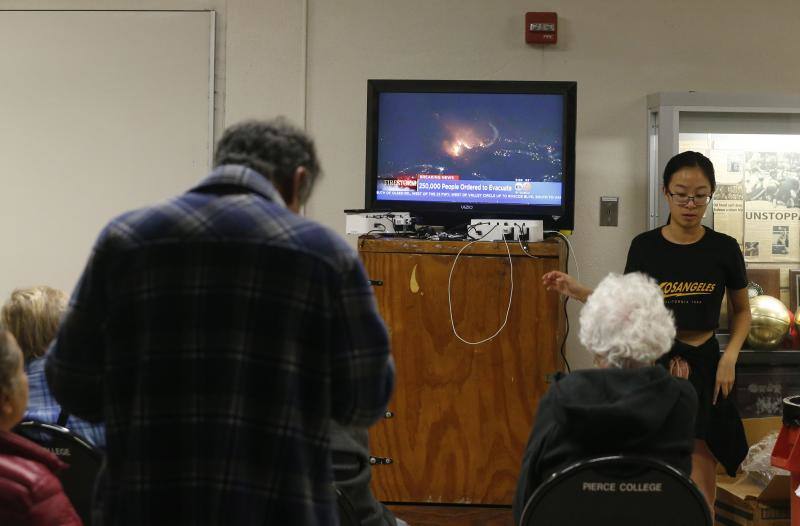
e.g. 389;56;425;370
659;281;716;297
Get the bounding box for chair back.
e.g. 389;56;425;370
14;420;102;526
520;455;711;526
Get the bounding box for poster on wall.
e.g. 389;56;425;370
712;184;745;245
679;134;800;264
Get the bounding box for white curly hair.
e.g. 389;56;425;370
579;272;675;368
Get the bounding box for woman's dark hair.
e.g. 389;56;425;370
663;151;716;192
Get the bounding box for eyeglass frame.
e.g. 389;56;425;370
665;191;712;206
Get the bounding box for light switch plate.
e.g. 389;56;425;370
600;196;618;226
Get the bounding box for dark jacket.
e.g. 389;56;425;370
0;430;82;526
512;366;697;524
331;422;397;526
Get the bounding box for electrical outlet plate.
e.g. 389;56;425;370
469;219;543;242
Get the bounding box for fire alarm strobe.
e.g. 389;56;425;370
525;12;557;44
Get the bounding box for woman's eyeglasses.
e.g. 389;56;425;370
666;192;712;206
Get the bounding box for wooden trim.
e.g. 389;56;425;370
358;236;562;257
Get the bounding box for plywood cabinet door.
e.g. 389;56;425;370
360;240;564;505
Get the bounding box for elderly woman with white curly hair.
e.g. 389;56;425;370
512;272;697;524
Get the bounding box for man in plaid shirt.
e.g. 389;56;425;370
45;119;395;525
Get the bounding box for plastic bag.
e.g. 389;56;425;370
740;431;789;488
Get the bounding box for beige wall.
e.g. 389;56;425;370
0;9;216;304
3;0;308;138
223;0;306;126
4;0;800;367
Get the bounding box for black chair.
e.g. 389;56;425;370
334;483;360;526
14;420;103;526
520;455;711;526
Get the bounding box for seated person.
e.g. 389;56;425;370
331;421;408;526
0;330;81;525
512;272;697;524
1;286;105;448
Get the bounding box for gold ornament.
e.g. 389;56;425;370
747;295;790;350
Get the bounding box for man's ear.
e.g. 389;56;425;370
293;167;309;199
286;167;309;213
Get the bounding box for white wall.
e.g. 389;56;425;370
223;0;306;126
4;0;800;368
0;9;215;302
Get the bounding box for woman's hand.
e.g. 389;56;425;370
669;357;690;379
541;271;592;303
714;354;737;404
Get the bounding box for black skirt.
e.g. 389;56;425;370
656;336;748;476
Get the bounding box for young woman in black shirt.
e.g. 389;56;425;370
542;151;752;511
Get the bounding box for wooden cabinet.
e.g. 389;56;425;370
358;237;566;521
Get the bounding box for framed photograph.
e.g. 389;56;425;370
790;269;800;312
744;241;760;257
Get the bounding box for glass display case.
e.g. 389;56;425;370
647;92;800;416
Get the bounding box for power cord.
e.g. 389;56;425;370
465;221;490;240
544;231;575;373
512;223;542;258
364;224;388;237
448;224;514;345
560;299;572;373
443;222;577;371
515;226;575;372
518;238;541;258
544;230;580;284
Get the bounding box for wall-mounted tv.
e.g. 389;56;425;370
365;79;577;230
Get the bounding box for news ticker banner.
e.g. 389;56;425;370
376;174;562;205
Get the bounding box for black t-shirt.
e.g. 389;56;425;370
624;226;748;331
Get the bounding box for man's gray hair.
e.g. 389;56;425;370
213;118;322;204
579;272;675;368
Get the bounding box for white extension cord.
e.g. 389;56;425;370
448;224;514;345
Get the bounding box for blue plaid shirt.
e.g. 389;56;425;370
46;165;394;526
24;357;106;448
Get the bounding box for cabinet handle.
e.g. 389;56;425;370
384;410;394;419
369;279;384;286
369;456;393;465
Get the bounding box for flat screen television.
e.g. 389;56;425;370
365;79;577;231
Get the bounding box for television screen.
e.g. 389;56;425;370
365;80;576;230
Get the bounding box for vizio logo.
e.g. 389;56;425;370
460;204;474;210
